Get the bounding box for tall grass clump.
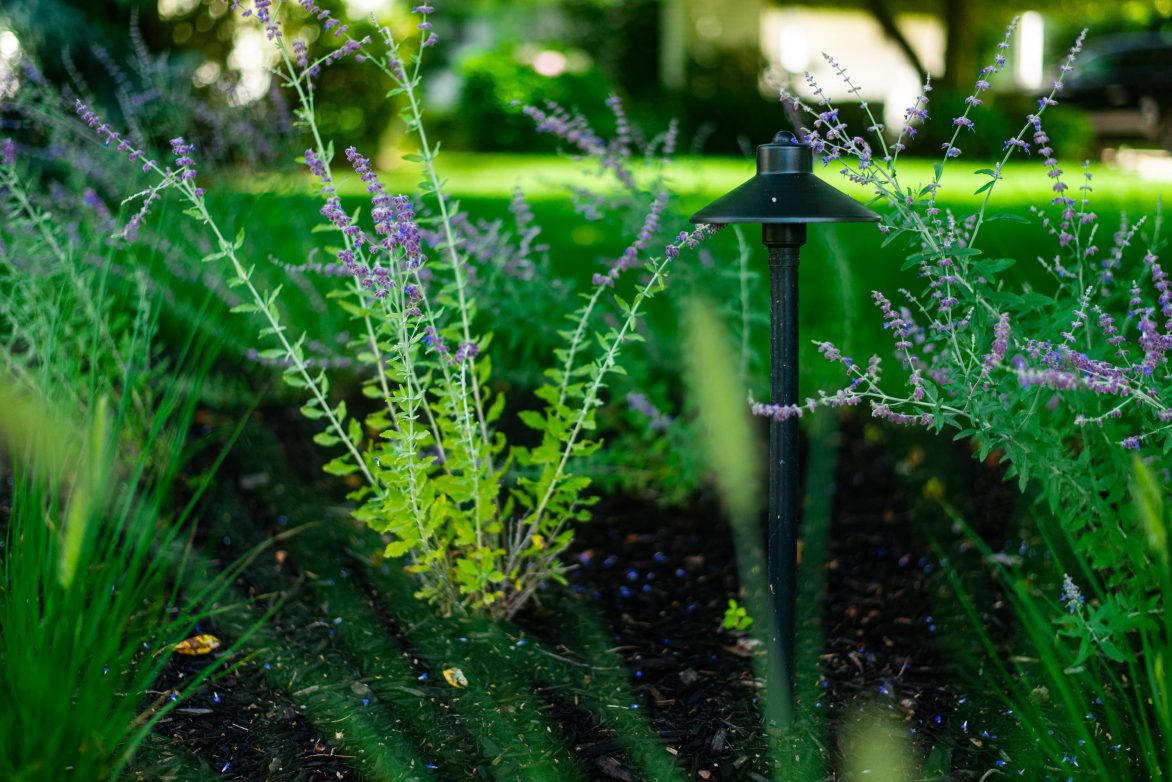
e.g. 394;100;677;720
74;0;714;619
0;98;256;780
0;369;250;781
775;18;1170;777
937;458;1172;779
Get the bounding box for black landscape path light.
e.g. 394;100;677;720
690;132;878;725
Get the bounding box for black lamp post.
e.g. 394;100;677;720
690;132;879;724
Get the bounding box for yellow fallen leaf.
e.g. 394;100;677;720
172;634;222;656
443;667;468;688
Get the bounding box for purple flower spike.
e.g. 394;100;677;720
75;100;155;171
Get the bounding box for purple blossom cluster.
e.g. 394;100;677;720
296;0;349;38
606;95;633;158
570;188;606;222
304;148;361;245
290;2;370;83
781;27;1168;462
520;99;641;191
1053;29;1088;92
82;188;113;227
304;148;387;297
663;224;716;260
452;340;479;365
626;392;673;431
1012;331;1157;401
169;137;205;196
293;39;309;69
750;383;866;423
231;0;281;40
1146;251;1172;330
73;100;154;173
1062;574;1085;613
593;192;669;287
647;119;679;160
871;404;934;427
420;326;478;366
981;313;1011;380
1;139;14;167
345;146;423;265
521;102;604;156
872;291;915;351
508;188;545;273
73;100;170;240
750;400;805;421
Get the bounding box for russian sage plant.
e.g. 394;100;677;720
773;19;1167;778
75;1;713;619
771;19;1170;655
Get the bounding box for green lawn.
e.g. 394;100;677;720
186;151;1170;400
237;151;1167;206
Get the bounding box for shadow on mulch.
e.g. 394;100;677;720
138;408;1019;781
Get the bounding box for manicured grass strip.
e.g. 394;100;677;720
222;153;1168;205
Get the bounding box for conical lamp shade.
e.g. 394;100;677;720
690;135;880;225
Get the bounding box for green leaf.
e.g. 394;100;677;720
323;456;358;476
313;430;341;447
984;213;1031;224
879;228;905;248
970;257;1016;277
518;410;546;431
385;539;414;558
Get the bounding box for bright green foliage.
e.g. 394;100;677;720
721;599;754;632
127;5;704;619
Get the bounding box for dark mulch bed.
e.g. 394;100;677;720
142;409;1016;780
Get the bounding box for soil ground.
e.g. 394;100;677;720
137;409;1017;781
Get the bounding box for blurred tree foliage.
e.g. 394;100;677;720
2;0;1168;157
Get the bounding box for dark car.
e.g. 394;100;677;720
1062;32;1172;150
